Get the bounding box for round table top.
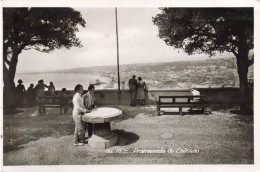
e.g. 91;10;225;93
82;107;122;123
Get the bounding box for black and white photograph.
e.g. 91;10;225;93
1;0;259;171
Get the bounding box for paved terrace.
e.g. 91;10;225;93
3;104;253;165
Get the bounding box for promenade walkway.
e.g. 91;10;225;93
3;105;253;165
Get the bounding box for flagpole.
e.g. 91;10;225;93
115;8;121;93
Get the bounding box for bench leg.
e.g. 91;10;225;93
202;107;206;115
157;107;160;116
60;106;63;116
39;106;42;115
179;108;183;116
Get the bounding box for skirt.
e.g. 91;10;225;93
137;88;145;100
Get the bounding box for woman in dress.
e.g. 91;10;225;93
136;77;147;106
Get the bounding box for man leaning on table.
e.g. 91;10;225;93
72;84;91;146
83;85;97;139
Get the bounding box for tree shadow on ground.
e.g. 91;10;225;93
113;129;139;146
230;109;253;116
3;108;75;153
4;109;24;115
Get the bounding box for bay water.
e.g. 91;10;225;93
15;73;111;90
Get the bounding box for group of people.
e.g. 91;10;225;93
72;84;96;146
128;75;147;106
15;79;63;108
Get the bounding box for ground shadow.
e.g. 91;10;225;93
3;108;75;153
230;109;253;116
161;110;207;116
4;109;25;115
3;123;75;153
113;129;139;146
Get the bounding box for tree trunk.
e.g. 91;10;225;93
3;46;20;115
236;57;249;112
235;34;251;113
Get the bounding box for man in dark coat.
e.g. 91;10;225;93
16;79;26;107
128;75;138;106
34;79;48;114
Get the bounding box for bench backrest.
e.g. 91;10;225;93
158;96;207;104
38;96;63;105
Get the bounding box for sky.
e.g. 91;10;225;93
16;8;232;73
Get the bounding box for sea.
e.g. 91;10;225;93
15;73;111;90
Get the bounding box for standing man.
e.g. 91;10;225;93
83;85;96;138
34;79;48;98
73;84;91;146
59;88;69;114
34;79;48;114
128;75;138;106
16;79;26;107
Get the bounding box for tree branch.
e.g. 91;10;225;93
231;49;238;57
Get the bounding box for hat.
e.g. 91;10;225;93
18;79;23;83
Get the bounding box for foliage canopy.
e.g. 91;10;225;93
3;8;86;53
153;8;253;59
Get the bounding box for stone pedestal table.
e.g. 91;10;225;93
82;107;122;149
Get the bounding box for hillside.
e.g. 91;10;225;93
25;56;254;89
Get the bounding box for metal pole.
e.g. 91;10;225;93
115;8;121;93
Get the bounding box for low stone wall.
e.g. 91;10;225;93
47;87;253;105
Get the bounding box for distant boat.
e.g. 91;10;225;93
89;78;105;85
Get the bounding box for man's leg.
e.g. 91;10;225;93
132;89;137;106
88;122;93;138
130;90;133;106
72;114;85;145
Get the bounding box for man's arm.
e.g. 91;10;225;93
73;95;89;113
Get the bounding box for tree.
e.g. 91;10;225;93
153;8;253;112
3;8;86;114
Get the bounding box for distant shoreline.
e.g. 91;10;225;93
17;56;235;75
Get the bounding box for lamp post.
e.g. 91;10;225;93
115;7;121;93
115;8;122;105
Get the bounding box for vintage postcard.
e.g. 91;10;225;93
1;0;260;172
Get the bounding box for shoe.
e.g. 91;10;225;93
74;141;84;146
80;138;88;143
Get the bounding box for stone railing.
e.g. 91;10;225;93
46;87;253;106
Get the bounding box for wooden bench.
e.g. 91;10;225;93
156;95;208;116
38;96;72;116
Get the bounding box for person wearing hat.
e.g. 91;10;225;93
26;83;35;107
34;80;48;97
34;79;49;114
16;79;26;107
48;81;56;96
